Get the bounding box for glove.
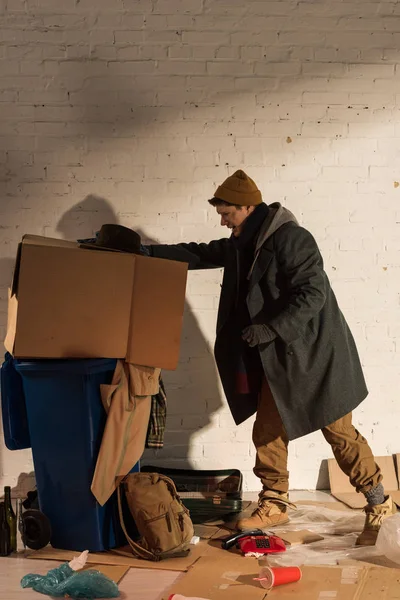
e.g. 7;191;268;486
242;324;277;347
140;244;151;256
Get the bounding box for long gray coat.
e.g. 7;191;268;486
151;203;368;440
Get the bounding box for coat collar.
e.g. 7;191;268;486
247;203;299;280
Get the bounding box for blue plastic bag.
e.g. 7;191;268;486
21;563;120;599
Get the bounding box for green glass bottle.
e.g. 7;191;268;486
0;502;11;556
4;486;17;552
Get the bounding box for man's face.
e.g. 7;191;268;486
216;205;255;237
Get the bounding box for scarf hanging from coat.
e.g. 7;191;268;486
231;203;269;395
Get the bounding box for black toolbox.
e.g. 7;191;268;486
140;466;243;524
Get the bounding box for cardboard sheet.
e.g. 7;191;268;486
278;530;324;546
164;560;400;600
162;554;267;600
26;540;221;573
26;547;149;567
5;235;188;370
110;545;203;571
111;538;230;570
194;524;225;540
23;551;129;584
328;455;400;509
81;564;130;584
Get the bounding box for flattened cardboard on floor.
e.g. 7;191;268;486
162;554;267;600
278;530;324;546
81;564;130;584
5;235;188;370
271;565;400;600
27;539;221;572
328;455;400;509
26;547;148;568
164;561;400;600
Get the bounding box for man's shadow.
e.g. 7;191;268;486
56;206;224;469
138;229;224;469
56;195;119;239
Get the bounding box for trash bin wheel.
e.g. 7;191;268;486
21;509;52;550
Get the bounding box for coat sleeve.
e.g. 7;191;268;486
267;224;327;344
149;238;231;270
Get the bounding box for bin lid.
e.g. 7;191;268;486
14;358;117;375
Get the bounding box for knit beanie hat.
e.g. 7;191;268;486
213;170;262;206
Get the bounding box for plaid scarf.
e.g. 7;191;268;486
146;377;167;449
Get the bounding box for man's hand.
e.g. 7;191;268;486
242;324;277;347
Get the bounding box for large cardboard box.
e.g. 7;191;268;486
4;235;188;370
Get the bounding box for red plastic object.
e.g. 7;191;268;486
255;566;302;589
238;534;286;555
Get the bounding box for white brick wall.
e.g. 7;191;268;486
1;0;399;492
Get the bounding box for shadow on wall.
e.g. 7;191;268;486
142;303;223;470
10;471;36;499
137;229;224;469
56;195;119;240
0;199;223;484
58;211;224;470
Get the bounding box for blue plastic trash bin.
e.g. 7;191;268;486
1;353;31;450
14;358;139;552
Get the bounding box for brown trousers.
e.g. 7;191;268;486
253;378;382;495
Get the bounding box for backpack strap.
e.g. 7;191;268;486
117;484;160;562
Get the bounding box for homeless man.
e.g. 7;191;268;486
147;170;396;546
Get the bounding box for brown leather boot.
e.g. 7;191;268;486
356;495;397;546
236;492;296;531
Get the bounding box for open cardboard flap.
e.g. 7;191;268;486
328;455;400;509
163;560;400;600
